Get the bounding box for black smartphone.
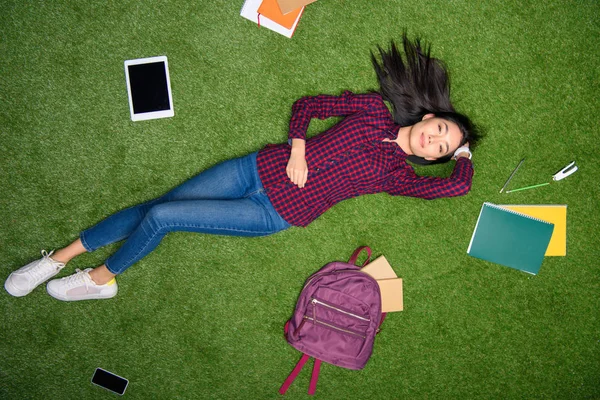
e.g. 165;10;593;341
91;368;129;395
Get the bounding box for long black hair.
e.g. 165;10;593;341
371;33;480;165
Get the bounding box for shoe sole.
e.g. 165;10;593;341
4;275;32;297
46;286;118;302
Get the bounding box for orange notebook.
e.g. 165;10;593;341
258;0;302;29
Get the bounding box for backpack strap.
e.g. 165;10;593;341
308;358;322;395
377;313;387;333
348;246;371;267
279;354;322;396
348;247;388;333
279;353;310;395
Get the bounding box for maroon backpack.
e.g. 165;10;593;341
279;246;386;395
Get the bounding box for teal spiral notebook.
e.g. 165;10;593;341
467;203;555;274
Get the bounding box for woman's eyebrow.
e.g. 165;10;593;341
443;123;450;154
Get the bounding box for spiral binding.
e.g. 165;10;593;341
484;202;553;225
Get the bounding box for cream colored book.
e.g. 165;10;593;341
240;0;304;38
378;278;403;312
361;255;397;280
361;255;403;312
276;0;317;15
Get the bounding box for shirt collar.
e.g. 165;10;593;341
385;125;401;140
383;125;407;157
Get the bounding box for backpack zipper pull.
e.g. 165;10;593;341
294;317;307;336
311;298;317;325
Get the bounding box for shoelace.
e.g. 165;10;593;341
61;269;90;289
28;250;64;281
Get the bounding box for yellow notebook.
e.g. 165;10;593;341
501;205;567;256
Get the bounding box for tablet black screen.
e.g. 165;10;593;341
128;62;171;114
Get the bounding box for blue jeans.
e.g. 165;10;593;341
80;152;291;274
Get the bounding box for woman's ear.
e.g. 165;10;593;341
422;113;435;120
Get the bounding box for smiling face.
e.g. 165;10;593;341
409;114;464;160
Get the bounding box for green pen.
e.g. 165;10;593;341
505;182;550;193
504;161;577;194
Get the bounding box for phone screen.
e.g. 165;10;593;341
91;368;128;395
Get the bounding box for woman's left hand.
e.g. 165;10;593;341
287;139;308;188
286;153;308;188
453;142;471;159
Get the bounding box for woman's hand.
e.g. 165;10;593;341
287;139;308;188
453;142;471;160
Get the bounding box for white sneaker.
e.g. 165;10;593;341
46;268;118;301
5;250;66;297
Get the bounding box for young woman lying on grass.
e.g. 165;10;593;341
5;34;480;301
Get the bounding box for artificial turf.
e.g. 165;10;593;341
1;0;598;398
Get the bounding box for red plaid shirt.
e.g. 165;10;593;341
256;91;473;227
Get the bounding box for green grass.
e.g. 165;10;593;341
1;0;599;398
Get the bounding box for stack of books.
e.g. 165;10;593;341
240;0;317;38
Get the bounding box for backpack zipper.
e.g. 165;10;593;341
303;316;366;339
311;298;370;321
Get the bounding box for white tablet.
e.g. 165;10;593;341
124;56;174;121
